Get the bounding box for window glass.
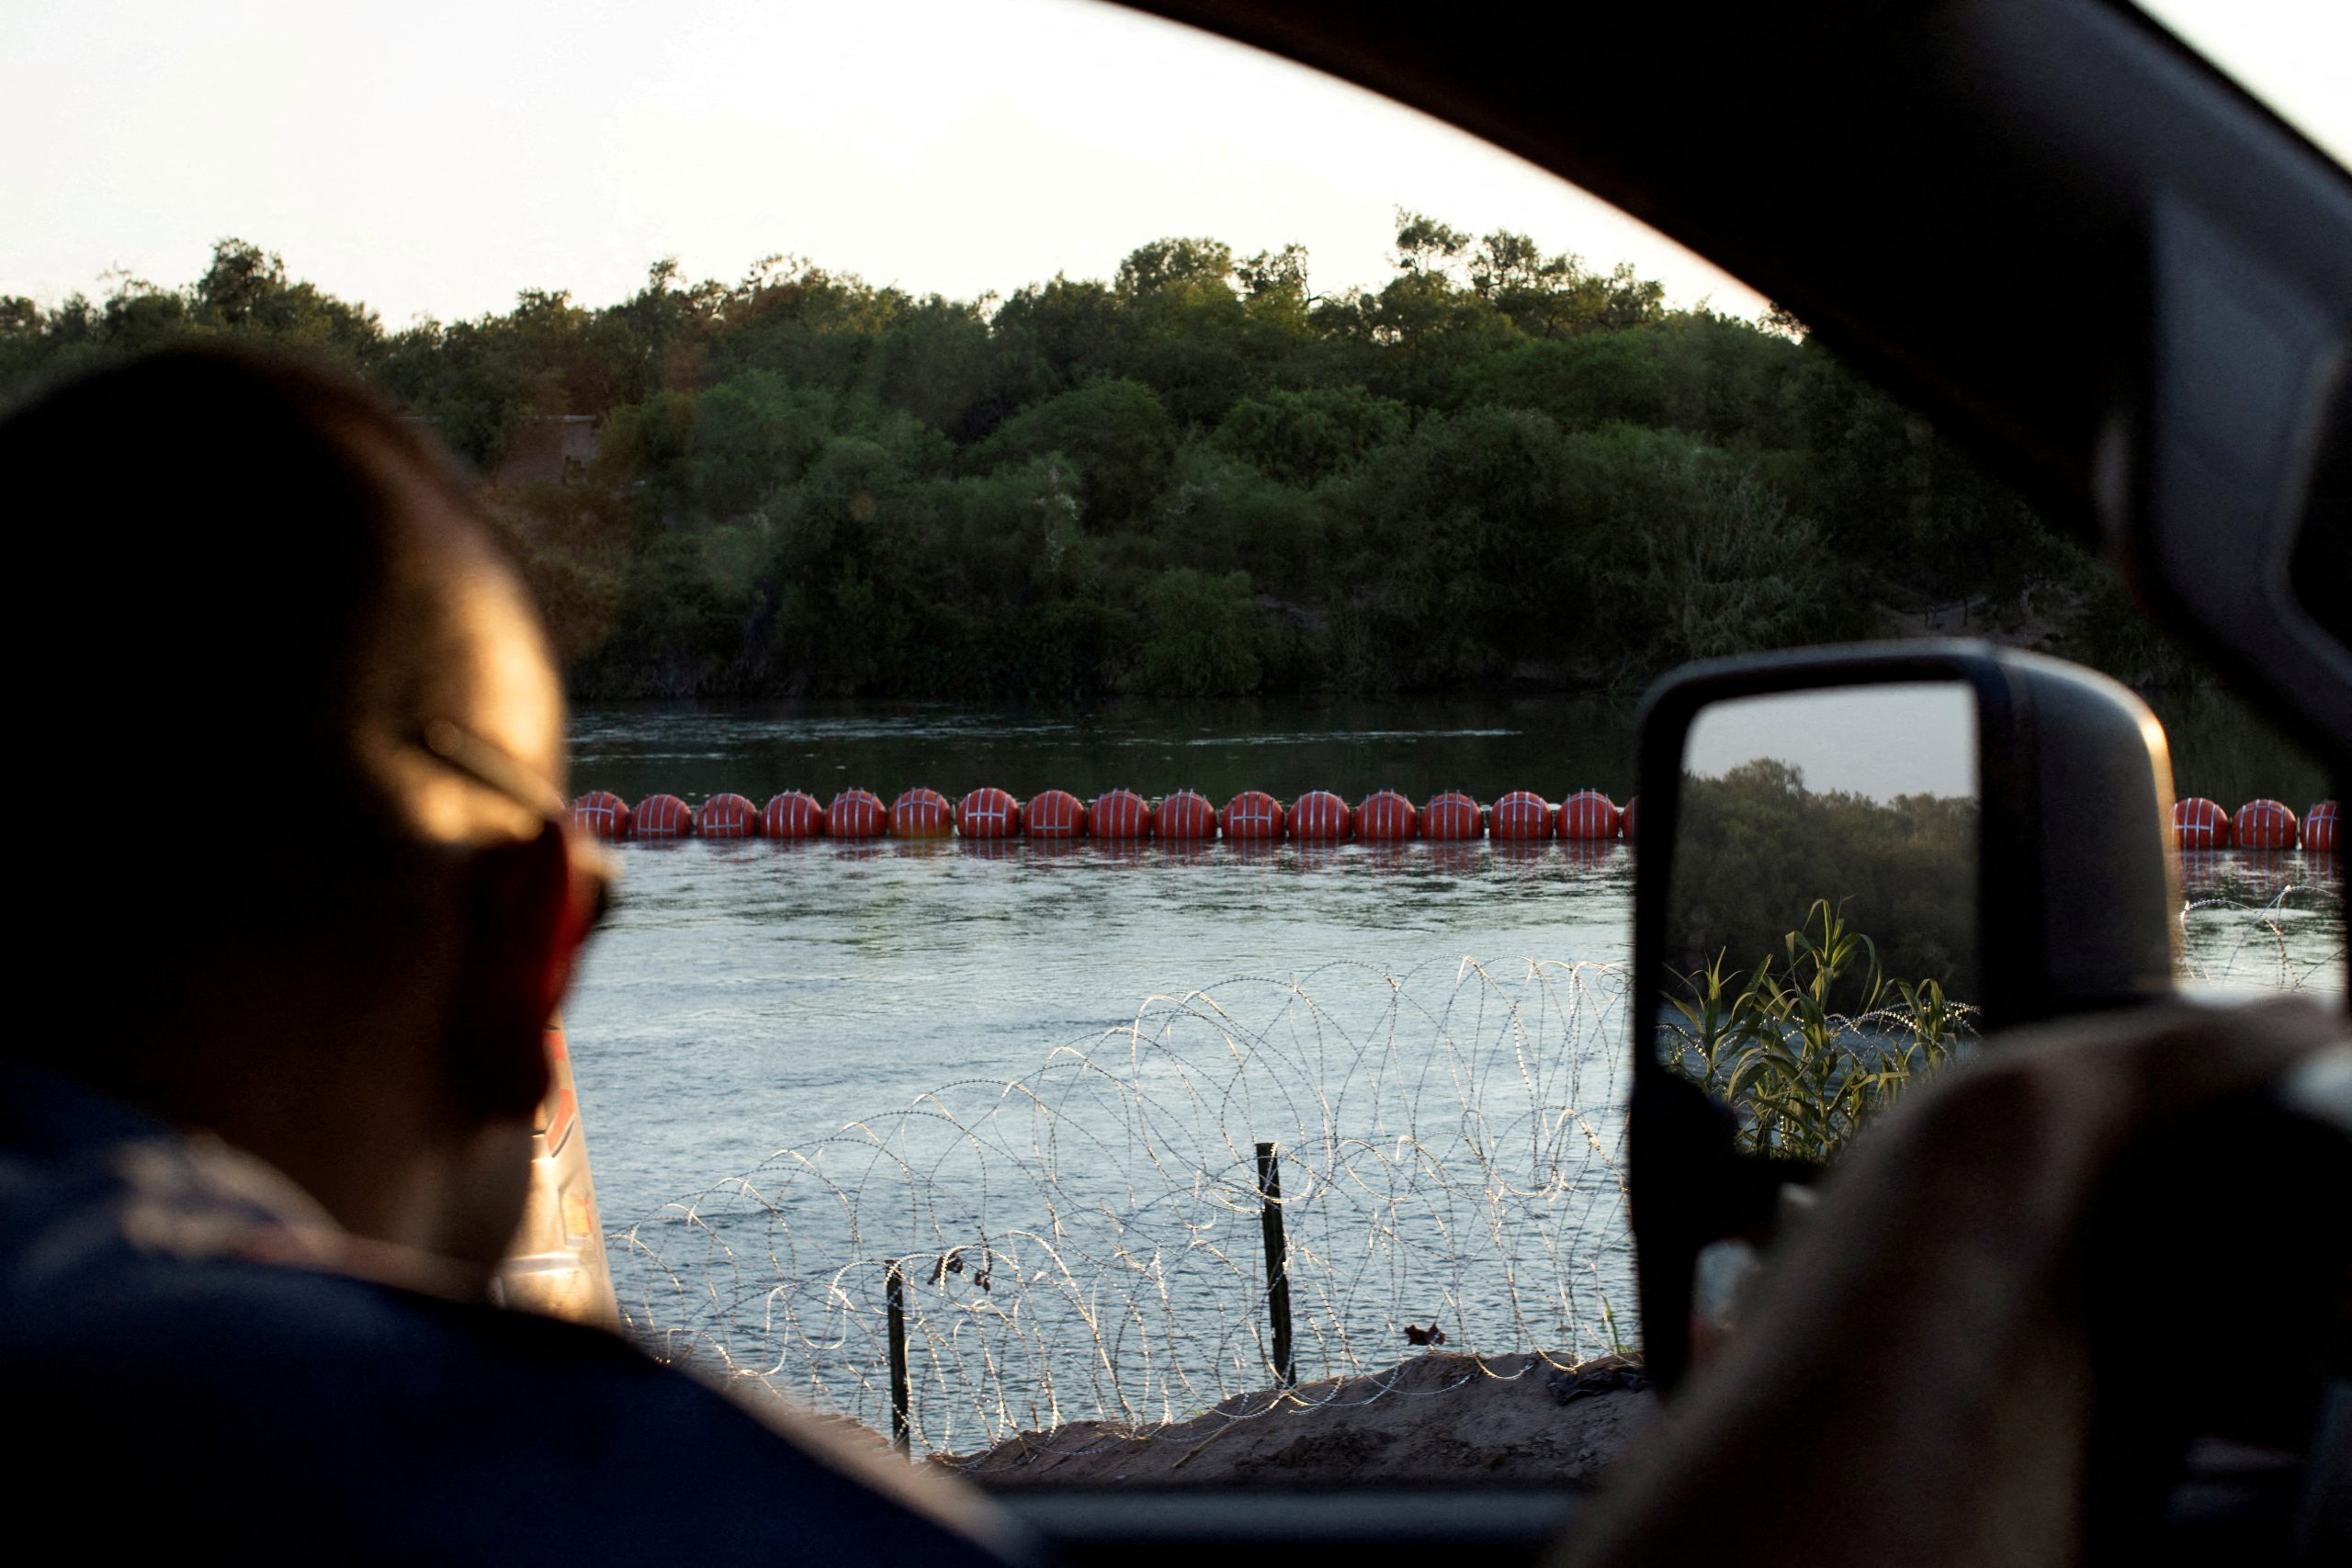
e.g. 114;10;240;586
4;0;2338;1482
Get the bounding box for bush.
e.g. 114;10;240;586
1134;568;1262;696
1661;900;1973;1162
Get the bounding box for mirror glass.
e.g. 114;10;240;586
1657;682;1981;1166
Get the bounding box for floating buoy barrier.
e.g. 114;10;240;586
830;788;887;840
2174;796;2232;850
1290;790;1352;840
957;786;1023;840
569;790;632;840
1490;790;1555;841
892;786;954;839
1159;789;1218;840
569;782;2334;855
763;790;826;839
1357;790;1419;840
1027;789;1088;839
1091;788;1154;839
1222;789;1285;841
2233;798;2298;851
631;794;695;840
1424;791;1484;841
697;792;758;839
1561;789;1623;840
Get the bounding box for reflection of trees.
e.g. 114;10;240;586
1665;758;1977;1011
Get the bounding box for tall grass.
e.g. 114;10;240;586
1662;899;1973;1162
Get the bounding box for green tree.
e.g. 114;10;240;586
973;378;1176;529
1135;568;1263;695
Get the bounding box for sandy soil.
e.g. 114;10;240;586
940;1351;1655;1489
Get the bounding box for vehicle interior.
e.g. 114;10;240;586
7;0;2344;1563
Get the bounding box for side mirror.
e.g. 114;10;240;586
1629;640;2179;1392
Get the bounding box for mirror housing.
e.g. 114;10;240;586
1630;640;2180;1391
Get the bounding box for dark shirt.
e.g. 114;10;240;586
0;1064;1029;1565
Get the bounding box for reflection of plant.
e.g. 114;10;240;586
1664;899;1973;1162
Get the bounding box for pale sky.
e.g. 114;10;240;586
1683;684;1980;803
3;2;2342;329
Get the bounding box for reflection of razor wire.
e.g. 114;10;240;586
608;959;1634;1457
2178;857;2346;991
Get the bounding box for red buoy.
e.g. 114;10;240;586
1159;789;1217;840
569;791;631;841
2233;798;2298;851
1290;790;1352;840
1222;789;1285;841
957;786;1023;839
697;793;758;839
1091;788;1155;839
1490;790;1555;841
632;794;695;840
892;786;955;839
763;791;827;839
1424;791;1484;841
2174;797;2232;850
828;788;887;839
1026;789;1088;839
1356;790;1419;841
1561;789;1623;840
1622;795;1640;842
2305;800;2340;853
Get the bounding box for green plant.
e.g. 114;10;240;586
1662;899;1973;1162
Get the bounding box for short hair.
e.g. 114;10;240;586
0;346;558;1029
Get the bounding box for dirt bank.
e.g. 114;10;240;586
941;1351;1654;1489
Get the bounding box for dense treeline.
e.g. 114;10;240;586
5;222;2146;701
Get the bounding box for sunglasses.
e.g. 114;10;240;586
418;718;616;932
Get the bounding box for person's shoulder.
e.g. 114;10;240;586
6;1254;1027;1566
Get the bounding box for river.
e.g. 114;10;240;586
559;698;2341;1451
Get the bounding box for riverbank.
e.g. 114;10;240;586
943;1351;1654;1490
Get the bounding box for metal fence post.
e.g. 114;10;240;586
886;1258;910;1454
1256;1141;1296;1387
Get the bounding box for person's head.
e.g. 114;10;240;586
1;346;605;1278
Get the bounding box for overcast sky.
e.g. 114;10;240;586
4;2;2340;329
1683;684;1979;803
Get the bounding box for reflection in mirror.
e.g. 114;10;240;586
1657;682;1981;1167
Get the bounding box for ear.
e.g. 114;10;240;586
443;822;582;1122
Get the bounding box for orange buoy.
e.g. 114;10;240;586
697;792;759;839
1222;789;1285;841
891;786;955;839
763;790;827;839
569;791;631;840
1091;788;1155;839
1026;789;1088;839
1356;790;1419;841
1560;789;1623;840
2174;796;2232;850
632;794;694;840
1159;789;1217;840
2305;800;2340;853
2233;798;2298;851
1490;790;1555;841
1290;790;1352;840
957;786;1023;839
829;788;888;840
1622;795;1640;842
1424;791;1484;841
